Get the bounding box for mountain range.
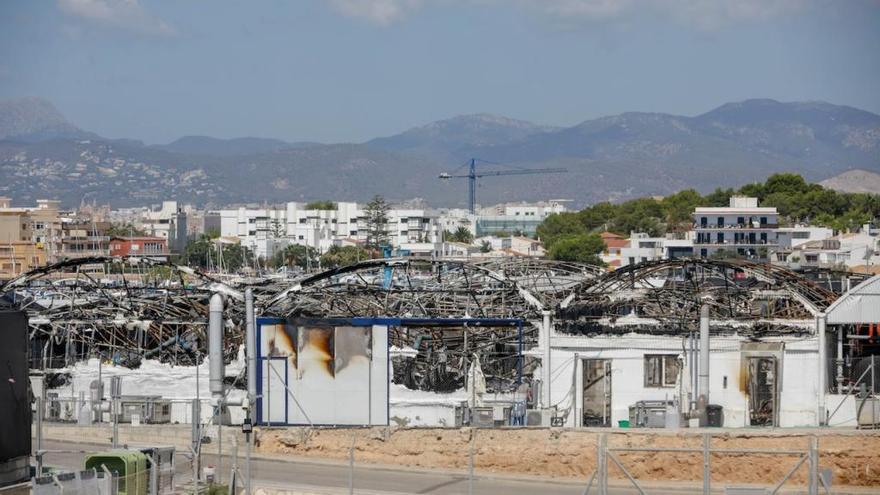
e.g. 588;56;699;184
1;97;878;208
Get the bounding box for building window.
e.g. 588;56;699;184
760;217;768;225
644;354;681;388
716;217;724;227
700;217;707;227
700;248;707;258
737;217;745;226
717;232;724;244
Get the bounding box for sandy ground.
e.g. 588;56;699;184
256;427;880;487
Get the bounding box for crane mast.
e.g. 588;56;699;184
439;158;567;214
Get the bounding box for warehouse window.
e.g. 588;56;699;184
644;354;681;388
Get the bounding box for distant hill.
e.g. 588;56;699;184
0;98;878;207
0;97;93;141
820;169;880;194
156;136;319;156
367;113;559;154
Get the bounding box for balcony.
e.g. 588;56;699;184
693;239;778;247
693;223;779;230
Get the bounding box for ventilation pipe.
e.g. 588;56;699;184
541;310;552;409
209;293;225;398
245;288;257;408
817;312;827;426
697;304;710;426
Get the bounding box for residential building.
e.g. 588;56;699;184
0;197;62;263
602;232;694;269
599;232;629;268
0;241;46;280
784;229;879;270
219;207;288;260
693;197;779;259
60;221;111;259
777;225;834;250
477;235;546;257
140;201;188;254
109;236;169;261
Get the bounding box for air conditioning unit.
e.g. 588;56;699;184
525;408;555;426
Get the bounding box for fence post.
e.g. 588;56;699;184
808;436;819;495
35;396;43;476
191;398;201;484
702;434;710;495
468;428;476;495
597;433;607;495
349;432;356;495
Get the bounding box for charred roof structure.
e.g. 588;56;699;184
557;259;840;337
0;256;858;386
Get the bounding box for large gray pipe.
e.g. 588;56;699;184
697;304;710;425
209;293;225;397
245;288;257;408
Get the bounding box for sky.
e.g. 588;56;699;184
1;0;879;144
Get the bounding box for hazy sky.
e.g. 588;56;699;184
1;0;879;144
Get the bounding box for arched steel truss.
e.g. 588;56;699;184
557;259;837;336
1;256;844;370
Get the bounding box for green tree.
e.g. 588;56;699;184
271;244;318;270
363;195;390;249
221;243;250;271
577;202;618;231
479;241;492;253
182;235;212;268
270;218;285;238
536;212;586;249
547;233;605;265
445;226;474;243
320;245;370;268
661;189;703;230
305;200;337;210
106;223;148;238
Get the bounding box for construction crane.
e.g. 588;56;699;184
439;158;567;214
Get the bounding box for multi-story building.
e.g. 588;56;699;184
776;225;834;250
602;232;694;269
0;241;46;280
285;202;359;252
783;228;879;271
474;200;567;237
60;221;111;259
219;207;288;260
0;197;62;263
109;236;169;261
693;197;779;259
140;201;188;254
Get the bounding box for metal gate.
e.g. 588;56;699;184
582;434;831;495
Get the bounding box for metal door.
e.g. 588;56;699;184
748;356;778;426
583;359;612;427
262;358;288;425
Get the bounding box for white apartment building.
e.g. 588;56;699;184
693;197;779;259
784;229;880;270
776;225;834;250
219;207;288;260
285;202;359;252
140;201;188;253
619;233;694;267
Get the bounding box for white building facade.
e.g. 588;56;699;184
693;197;779;259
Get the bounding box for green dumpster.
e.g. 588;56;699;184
84;450;148;495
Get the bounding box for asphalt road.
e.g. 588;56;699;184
37;439;814;495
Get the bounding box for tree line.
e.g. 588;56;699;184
536;173;880;265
